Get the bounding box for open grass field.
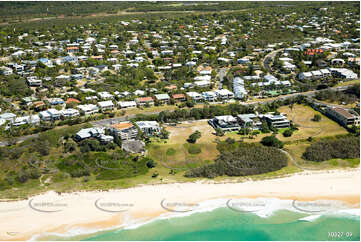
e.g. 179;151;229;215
277;104;348;139
147;120;219;170
165;120;217;144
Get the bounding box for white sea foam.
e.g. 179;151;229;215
298;214;322;222
29;197;359;240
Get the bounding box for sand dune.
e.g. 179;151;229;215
0;168;359;241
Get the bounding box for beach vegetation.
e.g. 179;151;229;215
185;141;288;178
302;136;360;162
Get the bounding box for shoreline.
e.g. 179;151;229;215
0;168;359;241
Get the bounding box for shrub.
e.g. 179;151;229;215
302;137;360;162
166;148;176;156
225;138;235;144
146;159;157;168
312;114;321;122
261;136;284;148
187;130;201;143
188;144;202;154
215;128;225;136
283;129;293;137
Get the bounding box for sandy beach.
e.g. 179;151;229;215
0;168;359;241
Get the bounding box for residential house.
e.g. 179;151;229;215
77;104;99;115
171;94;186;102
98;91;114;100
260;113;290;128
118;101;137;109
237;114;262;130
154;94;170;104
214;89;234;100
208;115;241;132
97;100;115;111
12;115;40;126
0;66;13;75
135;121;161;136
99;134;114;143
202;91;218;102
186;92;203;102
109;122;138;140
194;80;211;88
39;108;61;121
26;76;42;86
61;108;80;118
233;77;247;99
135;97;154;106
75;127;105;141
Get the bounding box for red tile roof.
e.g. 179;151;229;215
136;97;153;102
172;94;185;99
66;98;81;104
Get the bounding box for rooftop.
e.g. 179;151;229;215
111;122;134;130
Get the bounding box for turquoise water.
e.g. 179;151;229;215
76;208;360;241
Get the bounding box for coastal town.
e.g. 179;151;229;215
0;1;359;187
0;1;359;242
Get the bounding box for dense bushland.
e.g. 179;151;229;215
185;142;288;178
302;136;360;162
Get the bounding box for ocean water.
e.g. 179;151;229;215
36;199;360;241
82;209;359;241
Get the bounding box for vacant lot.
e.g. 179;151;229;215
166;120;217;144
278;104;348;139
148;120;219;170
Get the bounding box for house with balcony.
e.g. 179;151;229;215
154;94;170;104
208;115;241;132
187;92;203;103
237;114;263;130
135;121;161;136
118;101;137;109
135;96;154;106
109;121;138;140
171;94;186;102
260;113;290;129
98;100;114;111
77;104;99;115
39;108;61;121
202;91;218;102
214;89;234;100
61;108;80;118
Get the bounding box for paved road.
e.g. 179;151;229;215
217;67;227;90
262;48;284;73
0;85;353;147
90;110;161;126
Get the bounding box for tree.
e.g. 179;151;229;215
261;135;284;148
159;129;169;139
261;122;270;133
312;114;321;122
283;129;293;137
64;141;76;153
215;128;225;136
187;130;201;143
146;159;157;168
